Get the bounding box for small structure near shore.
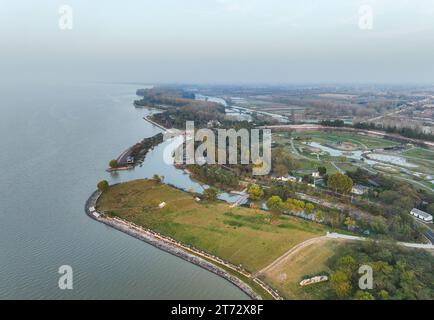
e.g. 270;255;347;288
158;202;167;209
299;275;328;287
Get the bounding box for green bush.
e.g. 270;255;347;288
97;180;109;192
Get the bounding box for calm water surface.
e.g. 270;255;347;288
0;82;248;299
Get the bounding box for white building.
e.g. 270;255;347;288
158;202;167;209
92;211;101;219
351;184;369;195
273;175;301;183
410;208;433;222
312;171;320;178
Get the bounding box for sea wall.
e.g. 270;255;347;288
84;190;263;300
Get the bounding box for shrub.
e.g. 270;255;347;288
97;180;109;192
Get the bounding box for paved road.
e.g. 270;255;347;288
424;229;434;244
331;161;344;173
415;220;434;244
326;232;434;249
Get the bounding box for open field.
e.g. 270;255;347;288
261;239;342;299
293;131;400;150
401;147;434;160
96;179;326;272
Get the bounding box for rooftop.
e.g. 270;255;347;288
410;208;432;219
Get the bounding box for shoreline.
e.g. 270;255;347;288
143;115;168;131
85;190;281;300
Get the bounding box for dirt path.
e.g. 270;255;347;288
258;236;328;275
258;232;434;275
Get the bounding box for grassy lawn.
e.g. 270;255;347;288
294;131;399;149
401;147;434;161
97;179;326;273
261;239;341;299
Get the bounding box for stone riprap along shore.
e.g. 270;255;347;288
85;190;271;300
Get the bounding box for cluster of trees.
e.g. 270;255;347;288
327;241;434;300
271;147;300;177
349;171;429;242
129;133;164;160
327;173;353;194
320;119;346;127
264;195;315;215
134;88;213;109
354;122;434;142
247;184;264;201
187;164;239;190
203;187;219;201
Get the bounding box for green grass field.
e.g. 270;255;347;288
401;147;434;160
97;179;326;273
262;239;341;299
293;131;399;149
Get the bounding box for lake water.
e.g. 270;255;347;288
0;82;248;299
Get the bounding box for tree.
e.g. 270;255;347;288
284;198;305;212
330;271;351;299
318;166;327;176
305;203;315;214
354;291;375;300
344;217;356;230
152;174;162;183
378;290;389;300
315;210;324;222
203;187;219;201
327;173;353;194
274;164;288;177
336;255;356;276
109;159;119;168
266;196;283;212
248;184;264;201
97;180;109;192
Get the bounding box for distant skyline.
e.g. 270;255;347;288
1;0;434;84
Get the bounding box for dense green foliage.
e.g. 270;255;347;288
203;187;219;201
327;173;353;194
247;184;264;201
109;159;118;168
327;241;434;300
271;147;300;177
187;164;239;190
266;196;283;212
97;180;109;192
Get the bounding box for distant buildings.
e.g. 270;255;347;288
351;184;369;195
312;171;320;178
273;175;301;183
207;120;221;128
410;208;433;222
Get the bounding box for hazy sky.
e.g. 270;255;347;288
1;0;434;84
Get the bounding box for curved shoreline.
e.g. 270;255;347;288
85;190;280;300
